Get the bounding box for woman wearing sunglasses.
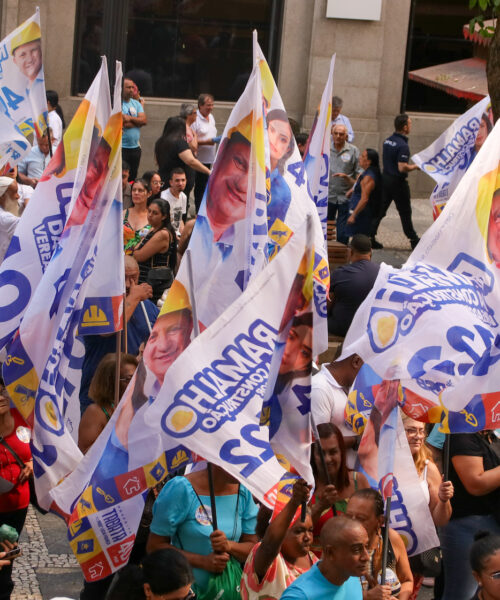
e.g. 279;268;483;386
106;547;195;600
470;531;500;600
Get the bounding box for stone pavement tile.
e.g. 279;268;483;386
37;567;82;600
11;506;83;600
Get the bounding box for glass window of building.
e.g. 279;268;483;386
73;0;283;101
403;0;477;114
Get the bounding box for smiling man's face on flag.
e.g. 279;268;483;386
206;131;251;234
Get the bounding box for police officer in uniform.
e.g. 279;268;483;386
372;114;420;250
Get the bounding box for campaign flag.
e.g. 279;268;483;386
342;115;500;432
353;370;439;555
254;39;329;351
0;58;121;350
303;54;335;239
51;221;312;581
253;38;329;484
49;55;270;581
412;96;492;220
146;223;312;503
2;57;123;508
0;9;49;169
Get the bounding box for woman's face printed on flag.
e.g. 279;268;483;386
487;189;500;264
268;117;292;170
279;322;312;375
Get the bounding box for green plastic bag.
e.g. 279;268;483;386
194;557;243;600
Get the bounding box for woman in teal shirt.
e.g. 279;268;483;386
147;464;258;592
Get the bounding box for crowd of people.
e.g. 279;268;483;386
1;77;500;600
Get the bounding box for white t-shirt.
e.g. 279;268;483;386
48;110;63;148
311;364;357;468
161;188;187;235
0;206;20;263
191;110;217;164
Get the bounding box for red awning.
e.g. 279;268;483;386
463;19;496;47
408;57;487;102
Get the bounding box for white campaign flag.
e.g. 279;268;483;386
0;9;49;169
144;224;312;503
304;54;335;240
342;115;500;417
2;58;124;508
412;96;492;219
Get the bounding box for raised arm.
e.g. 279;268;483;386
253;479;311;581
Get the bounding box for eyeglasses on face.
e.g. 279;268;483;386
404;427;426;438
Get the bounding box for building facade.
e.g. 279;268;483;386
1;0;478;196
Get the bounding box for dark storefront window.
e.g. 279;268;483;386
402;0;476;114
73;0;283;101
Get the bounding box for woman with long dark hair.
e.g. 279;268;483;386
346;147;381;238
142;170;162;200
155;116;210;200
346;488;414;599
132;198;177;302
309;422;369;555
123;178;151;253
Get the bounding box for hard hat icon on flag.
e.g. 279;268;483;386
159;280;191;316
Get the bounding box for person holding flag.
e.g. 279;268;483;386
346;488;413;600
241;478;316;600
147;464;258;597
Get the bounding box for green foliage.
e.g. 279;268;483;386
468;0;498;38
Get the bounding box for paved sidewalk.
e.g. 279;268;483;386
11;506;82;600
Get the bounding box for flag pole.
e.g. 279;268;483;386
140;301;153;334
300;213;314;523
380;496;392;585
311;415;337;516
114;335;121;410
44;111;53;158
186;248;218;530
122;292;128;354
443;433;450;481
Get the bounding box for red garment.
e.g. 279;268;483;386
0;411;31;512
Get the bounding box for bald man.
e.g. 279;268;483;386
79;256;158;413
281;516;369;599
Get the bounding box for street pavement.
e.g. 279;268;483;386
10;198;436;600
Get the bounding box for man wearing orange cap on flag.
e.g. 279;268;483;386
11;21;42;87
